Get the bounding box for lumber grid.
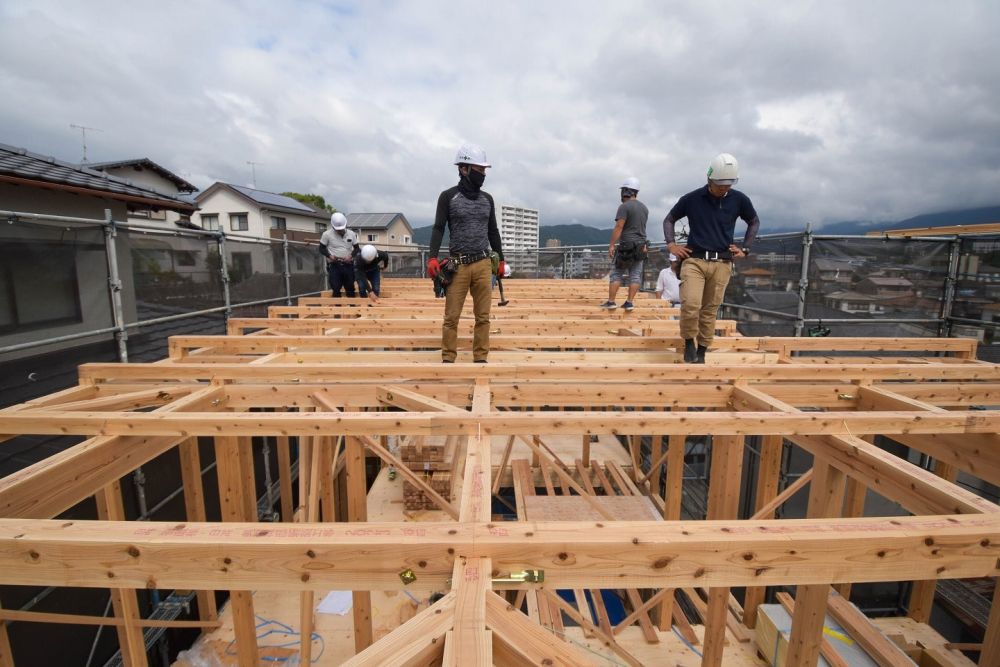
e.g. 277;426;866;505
0;278;998;666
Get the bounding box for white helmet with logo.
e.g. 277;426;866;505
621;176;640;192
707;153;739;185
453;143;491;168
503;263;512;277
330;212;348;230
360;244;377;262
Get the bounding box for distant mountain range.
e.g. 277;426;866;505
410;205;1000;248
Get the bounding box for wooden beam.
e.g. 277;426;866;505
275;435;294;522
355;433;459;519
0;608;219;628
486;591;600;666
825;590;916;667
542;590;643;667
341;592;455;666
446;558;491;666
729;386;996;515
1;515;999;590
749;469;813;521
376;385;467;413
6;407;995;438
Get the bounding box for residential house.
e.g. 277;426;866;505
195;182;330;241
86;158;197;227
855;276;914;298
194;183;331;283
0;143;195;360
347;213;415;250
739;267;774;289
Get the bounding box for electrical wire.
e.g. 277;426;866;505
224;614;325;663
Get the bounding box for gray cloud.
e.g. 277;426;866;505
2;0;998;238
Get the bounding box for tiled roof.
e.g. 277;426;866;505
86;158;197;192
0;143;195;210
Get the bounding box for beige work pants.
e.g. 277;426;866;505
442;258;493;362
679;258;733;348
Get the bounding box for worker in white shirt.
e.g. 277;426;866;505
655;253;681;306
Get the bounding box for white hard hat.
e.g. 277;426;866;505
621;176;640;191
707;153;739;185
503;263;512;277
330;212;347;230
454;143;491;167
361;244;377;262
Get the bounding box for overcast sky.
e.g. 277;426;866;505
2;1;998;237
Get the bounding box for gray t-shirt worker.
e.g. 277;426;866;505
600;177;649;311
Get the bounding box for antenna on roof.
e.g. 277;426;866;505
70;124;103;163
246;161;263;188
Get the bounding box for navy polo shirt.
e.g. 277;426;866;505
667;185;757;252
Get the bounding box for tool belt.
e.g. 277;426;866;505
687;249;732;261
451;250;490;265
329;257;353;265
615;239;648;268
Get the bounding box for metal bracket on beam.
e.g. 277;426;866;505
492;569;545;585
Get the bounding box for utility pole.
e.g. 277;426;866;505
70;124;103;163
246;161;263;188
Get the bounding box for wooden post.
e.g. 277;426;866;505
0;601;13;667
743;433;783;629
980;579;1000;667
907;459;957;621
701;434;744;666
178;437;218;622
832;476;867;600
785;460;845;667
346;434;373;652
95;481;148;667
275;435;294;522
213;436;259;666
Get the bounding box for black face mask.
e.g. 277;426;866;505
466;169;486;189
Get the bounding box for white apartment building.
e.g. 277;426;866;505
499;204;539;275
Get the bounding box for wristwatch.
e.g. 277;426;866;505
741;247;751;256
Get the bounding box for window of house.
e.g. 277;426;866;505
271;216;287;230
201;214;219;231
315;223;326;233
367;234;378;242
0;244;82;333
175;250;197;267
390;234;396;240
230;213;249;232
295;255;304;270
404;236;411;244
229;252;253;281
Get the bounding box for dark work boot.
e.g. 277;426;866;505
696;345;708;364
683;339;697;363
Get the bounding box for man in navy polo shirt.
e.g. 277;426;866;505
663;153;760;363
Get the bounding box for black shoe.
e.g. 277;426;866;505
474;359;487;363
442;359;455;363
683;339;697;363
696;345;707;364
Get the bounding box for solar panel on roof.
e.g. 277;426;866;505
229;185;315;212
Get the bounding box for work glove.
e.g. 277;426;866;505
497;261;506;279
427;257;441;279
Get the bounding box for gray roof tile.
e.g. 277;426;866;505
0;143;195;210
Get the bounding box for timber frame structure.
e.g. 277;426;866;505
1;278;999;666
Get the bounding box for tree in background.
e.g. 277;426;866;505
282;192;337;213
